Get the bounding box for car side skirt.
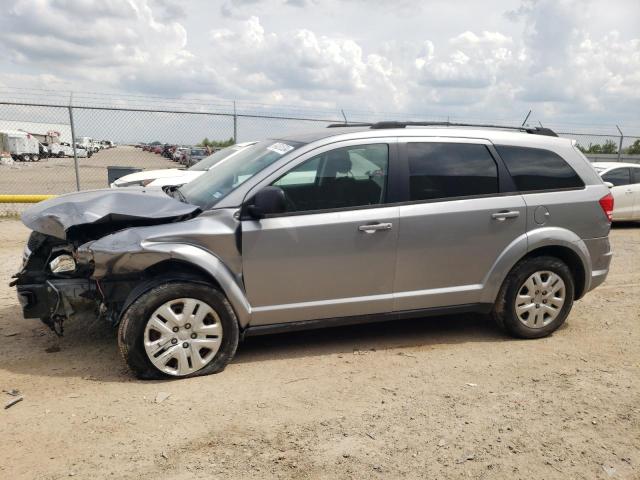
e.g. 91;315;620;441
242;302;493;337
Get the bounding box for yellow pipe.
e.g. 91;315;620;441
0;194;57;203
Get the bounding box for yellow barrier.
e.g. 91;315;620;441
0;194;57;203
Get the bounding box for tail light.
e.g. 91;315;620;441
599;193;614;222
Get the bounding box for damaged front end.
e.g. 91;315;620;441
11;188;202;335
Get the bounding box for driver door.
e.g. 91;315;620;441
241;140;399;326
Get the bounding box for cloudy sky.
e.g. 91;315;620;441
0;0;638;130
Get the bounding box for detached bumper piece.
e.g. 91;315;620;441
16;279;98;335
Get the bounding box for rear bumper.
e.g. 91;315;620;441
583;236;612;294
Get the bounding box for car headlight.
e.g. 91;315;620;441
50;254;76;273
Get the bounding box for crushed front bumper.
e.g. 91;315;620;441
16;279;96;320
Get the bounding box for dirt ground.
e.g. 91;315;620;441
0;219;638;480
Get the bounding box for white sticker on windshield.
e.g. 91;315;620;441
267;142;294;155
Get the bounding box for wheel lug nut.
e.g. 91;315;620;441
191;333;197;339
185;323;191;329
535;304;540;308
182;342;189;348
543;300;547;304
542;291;547;295
171;338;178;345
172;327;179;332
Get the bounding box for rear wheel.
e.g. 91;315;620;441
492;256;575;339
118;281;239;379
22;154;31;162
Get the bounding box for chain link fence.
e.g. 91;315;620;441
1;99;639;199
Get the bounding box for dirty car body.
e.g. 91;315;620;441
12;125;613;379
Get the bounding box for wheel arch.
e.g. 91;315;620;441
481;228;591;303
100;243;251;328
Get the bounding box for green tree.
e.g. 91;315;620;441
625;139;640;155
601;139;618;154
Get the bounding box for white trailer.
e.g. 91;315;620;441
0;130;41;161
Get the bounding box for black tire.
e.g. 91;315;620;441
118;281;239;380
492;255;575;339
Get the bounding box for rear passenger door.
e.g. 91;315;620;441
393;139;527;311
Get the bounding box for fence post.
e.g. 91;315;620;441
233;101;238;143
616;125;623;162
68;104;81;191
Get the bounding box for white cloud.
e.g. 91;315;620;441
0;0;638;127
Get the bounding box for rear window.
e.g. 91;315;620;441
407;142;498;201
496;145;584;192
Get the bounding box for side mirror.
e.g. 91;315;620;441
247;186;286;219
604;181;614;189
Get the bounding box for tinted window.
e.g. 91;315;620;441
632;168;640;184
602;168;631;186
273;144;388;212
407;143;498;201
496;145;584;191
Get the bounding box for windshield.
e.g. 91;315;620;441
188;145;243;172
191;148;207;156
179;139;303;208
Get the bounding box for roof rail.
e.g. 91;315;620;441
326;120;558;137
368;121;558;137
326;122;373;128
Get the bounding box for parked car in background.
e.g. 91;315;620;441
185;147;208;167
172;147;189;163
46;142;74;157
14;124;613;379
112;142;256;188
74;144;91;158
592;162;640;221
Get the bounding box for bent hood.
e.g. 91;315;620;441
22;188;200;241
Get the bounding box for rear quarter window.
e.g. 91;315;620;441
495;145;584;192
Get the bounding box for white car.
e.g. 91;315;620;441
48;142;74;157
593;162;640;221
111;142;257;188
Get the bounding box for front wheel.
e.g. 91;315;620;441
118;281;239;379
492;256;575;339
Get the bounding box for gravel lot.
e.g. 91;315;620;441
0;219;638;479
0;146;175;214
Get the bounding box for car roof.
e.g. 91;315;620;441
276;125;572;148
591;161;640;169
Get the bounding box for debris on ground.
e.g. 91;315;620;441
4;396;23;409
155;392;171;404
3;389;20;396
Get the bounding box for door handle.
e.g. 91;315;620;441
625;190;633;194
491;210;520;221
358;222;393;233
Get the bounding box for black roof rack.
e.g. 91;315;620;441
326;122;374;128
327;121;557;137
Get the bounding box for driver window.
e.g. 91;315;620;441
273;144;388;213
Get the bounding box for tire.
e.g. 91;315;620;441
32;154;39;162
22;154;30;162
58;151;64;158
118;281;239;379
492;255;575;339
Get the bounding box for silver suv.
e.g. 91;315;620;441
13;122;613;379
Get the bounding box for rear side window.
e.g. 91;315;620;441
602;168;631;186
495;145;584;191
632;168;640;184
407;143;498;201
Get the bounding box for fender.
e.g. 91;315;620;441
83;237;252;328
479;226;591;304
